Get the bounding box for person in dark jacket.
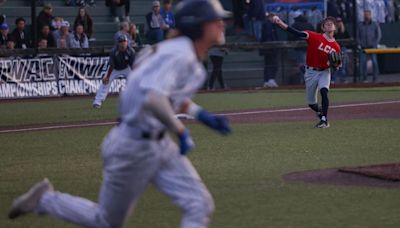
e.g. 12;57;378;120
246;0;265;41
357;9;381;82
289;14;314;75
38;25;56;48
289;14;314;40
37;4;55;32
260;17;279;87
332;17;350;83
74;7;94;38
145;1;168;44
10;17;31;49
0;23;10;49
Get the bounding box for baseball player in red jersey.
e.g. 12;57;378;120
271;16;341;128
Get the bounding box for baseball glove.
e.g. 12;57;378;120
328;51;342;68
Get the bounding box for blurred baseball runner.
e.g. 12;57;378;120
8;0;232;227
272;15;341;128
93;34;135;108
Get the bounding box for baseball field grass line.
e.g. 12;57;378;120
1;120;400;228
0;99;399;134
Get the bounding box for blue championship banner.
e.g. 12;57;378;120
0;55;127;99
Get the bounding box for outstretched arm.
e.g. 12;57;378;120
270;15;308;39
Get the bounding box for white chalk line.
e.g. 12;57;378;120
0;121;117;134
0;100;399;134
218;100;400;117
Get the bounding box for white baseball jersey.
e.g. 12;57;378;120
35;36;214;228
119;36;206;132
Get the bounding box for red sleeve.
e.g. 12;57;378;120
304;30;317;41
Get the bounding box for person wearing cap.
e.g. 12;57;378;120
54;21;72;48
37;3;56;32
0;23;10;49
8;1;231;227
10;17;31;49
93;34;134;108
272;16;341;128
145;0;169;44
113;21;132;46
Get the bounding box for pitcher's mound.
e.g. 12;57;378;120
283;163;400;188
339;163;400;181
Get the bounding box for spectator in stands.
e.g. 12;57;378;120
74;7;94;38
67;0;95;7
38;25;56;48
38;38;48;49
358;9;382;82
69;23;89;48
114;21;132;46
54;21;72;48
231;0;246;31
332;17;350;83
208;48;228;90
128;22;142;47
11;17;31;49
386;0;396;23
145;1;169;44
160;0;175;29
327;0;340;18
0;23;10;49
246;0;265;41
6;39;16;50
52;17;64;32
37;4;56;32
106;0;131;23
289;14;314;76
395;0;400;22
260;16;279;88
308;6;323;30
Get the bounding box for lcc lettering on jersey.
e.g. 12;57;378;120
318;43;336;54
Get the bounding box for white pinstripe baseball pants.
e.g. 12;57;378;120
93;67;131;105
36;126;214;228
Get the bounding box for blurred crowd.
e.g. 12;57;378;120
0;0;176;50
1;0;399;86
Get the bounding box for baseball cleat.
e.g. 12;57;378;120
263;79;279;88
8;178;53;219
315;120;330;128
92;103;101;109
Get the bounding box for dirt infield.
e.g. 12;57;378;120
225;100;400;124
283;168;400;189
1;100;399;134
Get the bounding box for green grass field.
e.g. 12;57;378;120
1;87;400;227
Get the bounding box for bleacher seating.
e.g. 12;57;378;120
0;0;267;88
1;0;153;46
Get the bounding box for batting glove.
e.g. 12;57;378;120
178;129;195;155
197;110;232;135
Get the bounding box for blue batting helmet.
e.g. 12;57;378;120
174;0;231;40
